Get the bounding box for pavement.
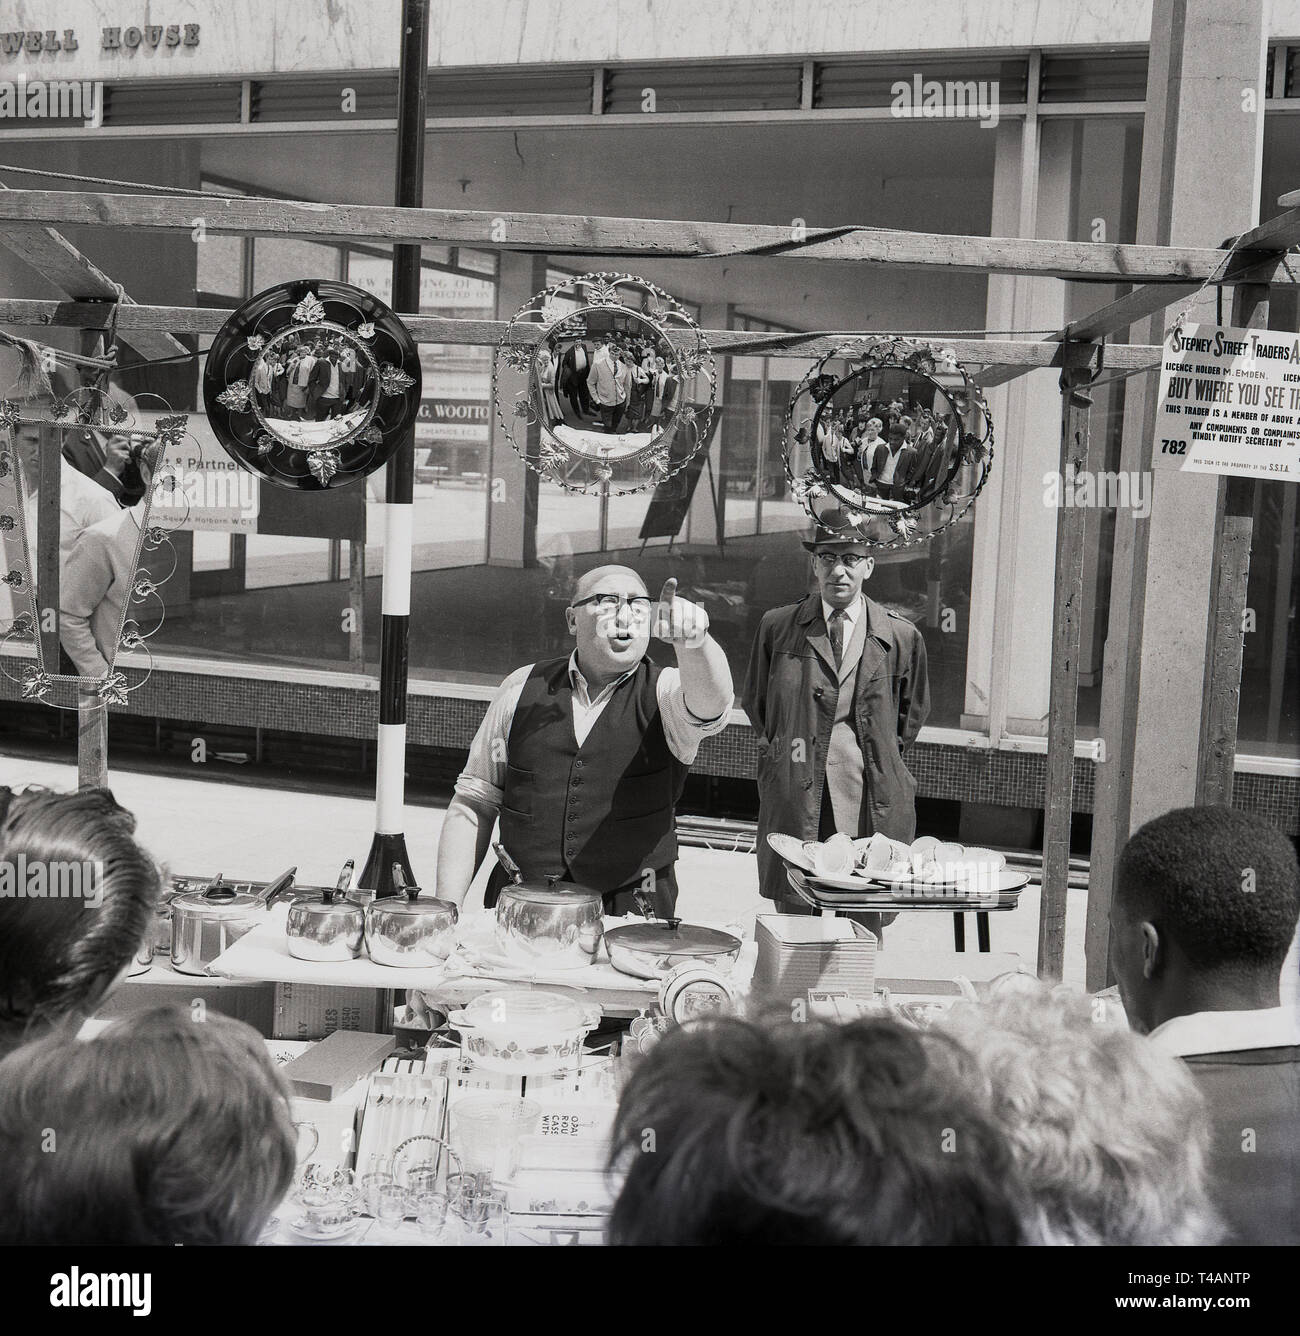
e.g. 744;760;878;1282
0;753;1095;988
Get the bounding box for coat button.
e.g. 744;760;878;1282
813;687;824;700
803;779;814;790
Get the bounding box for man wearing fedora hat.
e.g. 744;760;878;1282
743;511;930;929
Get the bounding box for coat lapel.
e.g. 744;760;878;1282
796;595;837;677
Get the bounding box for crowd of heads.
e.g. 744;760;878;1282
251;333;368;423
813;395;953;503
0;787;1293;1246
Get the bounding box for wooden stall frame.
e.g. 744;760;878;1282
1;179;1297;979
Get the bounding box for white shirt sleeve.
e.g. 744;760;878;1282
452;665;534;810
655;667;733;765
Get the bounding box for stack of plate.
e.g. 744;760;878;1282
751;914;877;1004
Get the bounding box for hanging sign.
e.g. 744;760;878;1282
1152;323;1300;481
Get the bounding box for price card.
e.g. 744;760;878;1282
1152;324;1300;480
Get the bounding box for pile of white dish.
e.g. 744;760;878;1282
811;833;1006;888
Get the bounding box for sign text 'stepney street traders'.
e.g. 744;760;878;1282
1152;323;1300;481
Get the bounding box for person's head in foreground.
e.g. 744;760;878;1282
1110;805;1299;1034
0;786;160;1059
607;1014;1026;1245
0;1005;296;1245
940;978;1223;1245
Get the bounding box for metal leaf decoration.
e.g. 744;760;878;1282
51;400;73;421
216;382;253;413
143;526;168;548
503;342;534;372
293;292;327;324
119;621;145;651
155;414;189;448
107;400;130;425
307;451;340;485
246;335;265;353
0;400;20;429
0;458;8;480
2;569;25;589
0;514;13;532
356;322;376;341
359;424;383;446
256;433;277;457
132;573;159;601
97;673;129;706
378;364;415;396
10;612;32;637
513;396;538;426
681;351;708;379
586;279;620;306
21;668;51;701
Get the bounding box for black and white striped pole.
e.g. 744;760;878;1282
359;0;429;898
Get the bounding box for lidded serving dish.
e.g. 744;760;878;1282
448;989;601;1074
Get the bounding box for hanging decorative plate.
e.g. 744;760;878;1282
783;338;994;549
492;272;716;496
202;279;421;492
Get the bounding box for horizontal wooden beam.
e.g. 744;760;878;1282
0;297;1165;371
0;188;1294;285
1232;205;1300;253
0;185;187;364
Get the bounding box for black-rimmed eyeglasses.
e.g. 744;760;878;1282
570;593;654;616
813;552;869;570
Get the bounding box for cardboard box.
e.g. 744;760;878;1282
282;1030;395;1101
752;914;877;1005
272;982;390;1041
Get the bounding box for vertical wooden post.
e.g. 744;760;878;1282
35;422;61;671
77;689;108;789
1196;280;1270;805
349;537;366;670
1038;340;1099;979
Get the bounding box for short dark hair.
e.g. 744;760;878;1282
0;1005;297;1245
1117;805;1300;973
0;787;160;1056
607;1015;1025;1245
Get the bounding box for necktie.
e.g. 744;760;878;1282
828;608;845;668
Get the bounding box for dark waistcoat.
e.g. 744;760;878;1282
499;656;687;891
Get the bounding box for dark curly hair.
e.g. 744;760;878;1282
607;1014;1026;1245
0;785;160;1055
1117;805;1299;973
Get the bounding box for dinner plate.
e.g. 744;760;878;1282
766;832;818;874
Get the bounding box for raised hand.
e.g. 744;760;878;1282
652;577;710;649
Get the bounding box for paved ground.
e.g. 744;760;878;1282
0;753;1093;988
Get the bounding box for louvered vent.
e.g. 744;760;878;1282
815;59;1028;109
253;74;396;121
1039;53;1148;103
604;63;801;114
102;80;242;125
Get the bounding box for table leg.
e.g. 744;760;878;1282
976;912;991;953
952;913;966;952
